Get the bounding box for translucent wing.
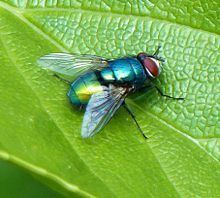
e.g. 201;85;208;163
38;53;108;76
82;85;130;138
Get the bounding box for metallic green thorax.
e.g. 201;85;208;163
68;58;146;106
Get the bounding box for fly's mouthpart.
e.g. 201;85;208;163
155;56;165;63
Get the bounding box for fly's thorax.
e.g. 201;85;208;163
100;58;146;87
126;58;147;85
68;72;103;106
100;68;115;82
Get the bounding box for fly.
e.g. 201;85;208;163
38;46;184;139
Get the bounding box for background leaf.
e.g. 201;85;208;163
0;0;219;197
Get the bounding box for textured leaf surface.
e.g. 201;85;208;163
0;0;219;197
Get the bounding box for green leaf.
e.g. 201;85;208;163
0;160;63;198
0;0;219;197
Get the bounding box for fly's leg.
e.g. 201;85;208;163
154;85;184;100
79;104;85;111
53;73;71;85
138;84;153;93
139;83;184;100
123;102;148;139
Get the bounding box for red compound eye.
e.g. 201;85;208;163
143;57;159;77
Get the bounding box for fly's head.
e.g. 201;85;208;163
137;52;164;79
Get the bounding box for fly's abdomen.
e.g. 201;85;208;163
68;72;103;106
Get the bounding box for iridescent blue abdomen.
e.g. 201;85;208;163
100;58;146;88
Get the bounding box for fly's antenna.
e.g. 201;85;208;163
146;45;166;72
153;45;167;72
153;45;161;56
153;45;165;63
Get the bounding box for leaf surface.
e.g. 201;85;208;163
0;0;219;197
0;160;62;198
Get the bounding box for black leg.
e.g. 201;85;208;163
138;84;154;93
154;85;184;100
139;83;184;100
53;73;71;85
123;103;148;139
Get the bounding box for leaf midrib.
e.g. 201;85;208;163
0;150;93;198
0;28;119;197
0;2;68;52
